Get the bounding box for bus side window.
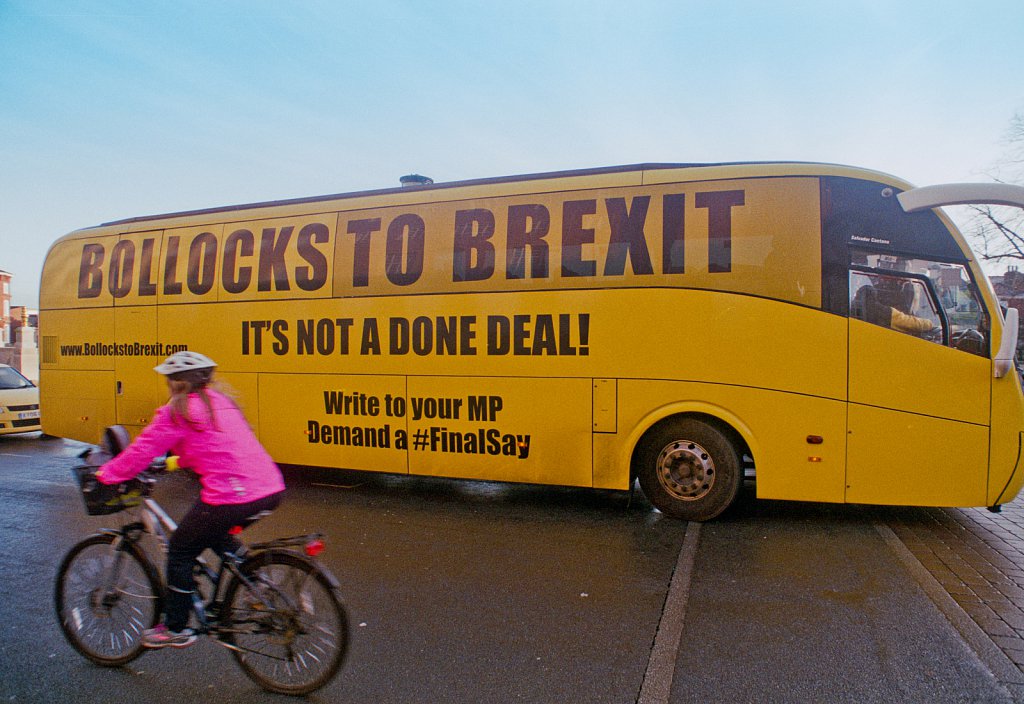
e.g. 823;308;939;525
849;254;990;357
850;271;942;340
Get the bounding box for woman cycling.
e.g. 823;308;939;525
96;351;285;649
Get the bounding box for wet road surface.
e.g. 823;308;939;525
0;433;1021;702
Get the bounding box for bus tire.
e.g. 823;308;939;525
635;418;741;521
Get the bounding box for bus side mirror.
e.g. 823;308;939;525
897;183;1024;212
995;307;1019;379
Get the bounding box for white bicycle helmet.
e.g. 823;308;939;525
154;351;217;376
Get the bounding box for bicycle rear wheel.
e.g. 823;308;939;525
221;551;349;695
54;533;162;666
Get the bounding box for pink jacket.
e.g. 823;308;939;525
99;389;285;505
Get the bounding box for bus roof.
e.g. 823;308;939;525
97;161;903;229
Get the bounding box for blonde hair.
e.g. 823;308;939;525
167;376;218;430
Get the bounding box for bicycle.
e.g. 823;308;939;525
54;453;350;696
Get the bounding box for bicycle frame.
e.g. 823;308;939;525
98;491;257;642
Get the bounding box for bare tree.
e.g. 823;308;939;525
969;113;1024;263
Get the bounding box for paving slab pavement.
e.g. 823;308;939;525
879;496;1024;702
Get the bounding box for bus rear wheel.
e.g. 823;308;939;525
636;418;741;521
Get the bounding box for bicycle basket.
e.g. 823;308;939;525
73;465;145;516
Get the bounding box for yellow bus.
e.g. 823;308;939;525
39;163;1024;520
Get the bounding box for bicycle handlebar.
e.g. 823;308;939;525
137;461;172;486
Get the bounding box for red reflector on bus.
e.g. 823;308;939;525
806;435;824;444
305;539;325;557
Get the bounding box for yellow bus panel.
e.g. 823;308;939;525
849;320;990;425
257;373;409;475
407;376;593;486
38;370;116;442
847;405;988;506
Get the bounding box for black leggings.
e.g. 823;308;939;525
164;491;283;631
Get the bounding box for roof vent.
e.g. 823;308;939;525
400;174;433;188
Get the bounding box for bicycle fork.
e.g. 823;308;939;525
94;530;138;612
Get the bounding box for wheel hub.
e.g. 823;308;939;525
656;440;715;501
89;587;119;616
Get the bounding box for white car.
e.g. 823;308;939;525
0;364;41;435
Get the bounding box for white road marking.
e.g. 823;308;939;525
638;522;702;704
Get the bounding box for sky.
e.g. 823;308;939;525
1;0;1022;309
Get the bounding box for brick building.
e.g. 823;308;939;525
991;266;1024;361
0;270;11;346
0;270;38;382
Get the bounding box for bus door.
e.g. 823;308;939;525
846;259;991;506
895;183;1024;506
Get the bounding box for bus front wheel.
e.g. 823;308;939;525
636;418;741;521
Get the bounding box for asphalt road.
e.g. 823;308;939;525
0;433;1013;703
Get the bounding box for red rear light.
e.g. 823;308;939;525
228;525;243;536
305;538;325;557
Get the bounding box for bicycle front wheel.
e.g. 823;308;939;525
54;533;162;666
222;551;349;695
